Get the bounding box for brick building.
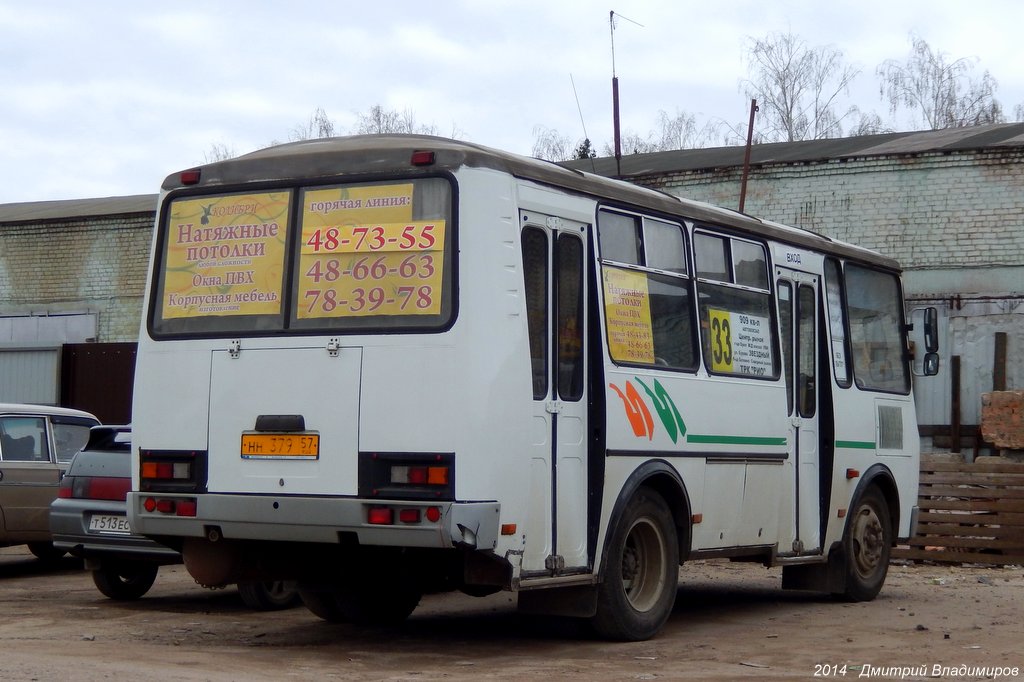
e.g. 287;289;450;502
0;195;155;420
2;124;1022;433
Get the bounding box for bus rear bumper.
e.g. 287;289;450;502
127;492;500;551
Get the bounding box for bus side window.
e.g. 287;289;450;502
695;230;776;380
597;209;696;371
824;258;852;387
777;282;794;415
845;265;910;394
556;234;584;401
522;227;549;400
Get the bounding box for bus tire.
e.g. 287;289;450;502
238;580;300;611
839;485;891;602
590;487;679;641
92;561;159;600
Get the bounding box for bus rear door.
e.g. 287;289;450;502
520;211;588;573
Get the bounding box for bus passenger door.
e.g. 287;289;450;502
777;271;821;554
520;212;589;573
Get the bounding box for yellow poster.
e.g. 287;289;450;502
707;307;734;372
161;192;289;319
602;266;655;364
297;184;445;318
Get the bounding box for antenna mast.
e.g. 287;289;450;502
610;11;621;177
609;11;642;178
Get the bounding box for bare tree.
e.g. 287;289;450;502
289;107;337;141
601;130;658;156
877;35;1004;129
846;109;894;137
597;110;726;156
652;109;725;150
741;31;860;142
203;142;236;163
354;105;439;135
1015;103;1024;122
531;126;576;161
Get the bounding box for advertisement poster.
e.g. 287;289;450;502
161;192;289;319
297;184;445;318
603;266;655;364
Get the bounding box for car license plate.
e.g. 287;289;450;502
89;514;132;535
241;433;319;459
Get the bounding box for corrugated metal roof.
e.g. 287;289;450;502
0;194;157;224
561;122;1024;178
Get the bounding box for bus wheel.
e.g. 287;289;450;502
298;575;421;625
839;486;892;602
590;487;679;641
92;561;159;600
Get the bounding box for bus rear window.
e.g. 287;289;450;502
150;178;453;336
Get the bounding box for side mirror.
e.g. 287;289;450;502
923;307;939;353
908;306;941;377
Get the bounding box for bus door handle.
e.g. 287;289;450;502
545;401;562;414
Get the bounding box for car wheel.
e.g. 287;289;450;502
237;580;300;610
27;541;66;563
92;561;159;600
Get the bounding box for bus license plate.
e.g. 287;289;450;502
89;514;132;535
241;433;320;459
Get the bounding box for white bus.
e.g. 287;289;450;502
129;135;937;641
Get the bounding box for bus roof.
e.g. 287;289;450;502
164;134;899;271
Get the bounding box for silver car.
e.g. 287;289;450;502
0;403;99;560
50;425;297;608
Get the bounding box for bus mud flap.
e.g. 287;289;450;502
518;584;598;618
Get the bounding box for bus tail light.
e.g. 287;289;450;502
359;452;454;501
368;507;394;525
143;496;197;517
139;449;208;493
366;505;441;526
180;169;201;185
410;150;435;166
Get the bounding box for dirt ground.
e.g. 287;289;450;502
1;546;1022;681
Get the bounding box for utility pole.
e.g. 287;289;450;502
739;98;758;213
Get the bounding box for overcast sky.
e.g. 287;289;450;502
2;0;1023;204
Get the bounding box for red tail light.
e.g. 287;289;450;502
57;476;131;501
367;507;394;525
87;477;131;501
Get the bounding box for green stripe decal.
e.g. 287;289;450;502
686;434;788;447
835;440;876;450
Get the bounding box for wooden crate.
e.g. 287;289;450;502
891;456;1024;565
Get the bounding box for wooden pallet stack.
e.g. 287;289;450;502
892;456;1024;566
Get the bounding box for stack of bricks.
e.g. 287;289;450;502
981;391;1024;450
